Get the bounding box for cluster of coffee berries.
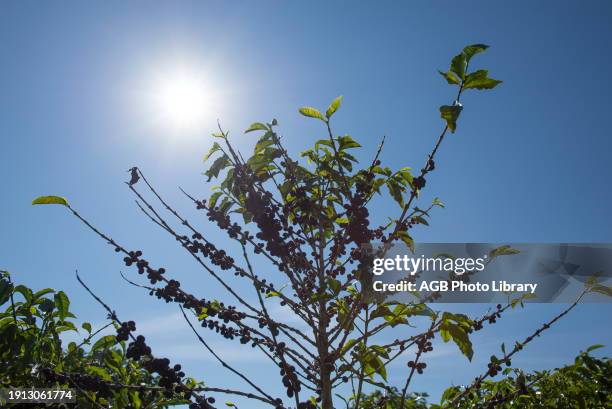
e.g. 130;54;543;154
407;360;427;374
142;358;185;391
487;359;503;377
246;191;287;256
127;335;152;360
470;304;504;333
40;368;112;398
344;196;372;246
116;320;136;342
426;158;435;172
280;363;301;398
200;315;255;344
416;338;434;353
122;250;167;285
412;176;426;190
187;239;235;270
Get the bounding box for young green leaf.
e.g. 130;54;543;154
462;44;489;62
585;344;604;353
590;284;612;297
204;142;222;162
463;70;502;90
450;53;467;80
438;70;461;85
386;180;404;207
204;154;230;181
82;322;92;334
398;231;415;253
92;335;118;351
244;122;268;134
0;279;13;305
208;191;223;208
489;245;520;258
299;107;326;121
32;196;69;206
326;95;343;118
439;105;463;133
441;321;474;361
337;135;361;150
54;291;70;320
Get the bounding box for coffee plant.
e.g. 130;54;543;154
352;347;610;409
0;270;203;408
28;44;610;408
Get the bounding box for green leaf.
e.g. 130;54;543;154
438;70;461;85
442;322;474;361
88;366;113;381
244;122;268;133
432;197;445;208
386;180;404;207
14;285;33;303
462;44;489;62
374;356;387;381
325;95;343;118
335;217;349;225
0;279;13;305
82;322;92;333
39;298;55;313
413;215;429;226
130;390;142;409
439;104;463;133
92;335;118;351
585;344;604;353
489;245;520;258
33;288;55;301
32;196;69;206
337;135;361;150
203;142;222;162
340;339;358;355
204;154;230;182
219;197;233;214
590;284;612;297
328;278;341;295
54;291;70;320
225;402;236;407
398;231;415;253
383;304;412;327
56;321;78;333
370;304;392;320
208;191;223;208
299;107;326;121
463;70;502;90
450;53;467;80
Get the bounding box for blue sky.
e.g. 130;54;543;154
1;1;611;407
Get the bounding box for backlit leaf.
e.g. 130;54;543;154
438;70;461;85
32;196;69;206
326;95;343;118
54;291;70;320
245;122;268;133
450;53;467;80
299;107;326;121
439;105;462;133
462;44;489;62
464;70;502;90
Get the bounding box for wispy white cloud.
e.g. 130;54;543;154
135;311;186;335
154;341;270;363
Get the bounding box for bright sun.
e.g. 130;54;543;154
153;69;210;132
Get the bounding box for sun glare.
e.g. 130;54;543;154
153;68;210;132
